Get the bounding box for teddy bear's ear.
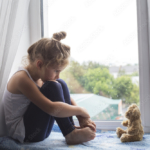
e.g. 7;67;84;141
131;103;137;108
132;107;140;120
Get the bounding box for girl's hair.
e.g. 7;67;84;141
22;31;70;68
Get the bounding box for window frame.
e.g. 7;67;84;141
41;0;150;132
137;0;150;133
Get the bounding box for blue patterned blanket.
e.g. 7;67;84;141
0;124;150;150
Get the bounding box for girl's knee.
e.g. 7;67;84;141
40;81;65;102
57;79;67;86
42;80;60;90
49;80;59;83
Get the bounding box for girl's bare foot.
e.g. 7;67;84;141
65;127;96;145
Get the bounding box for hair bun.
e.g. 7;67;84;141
52;31;66;41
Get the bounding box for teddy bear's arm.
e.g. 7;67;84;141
121;120;128;127
128;128;139;135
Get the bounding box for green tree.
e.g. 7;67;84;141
68;60;108;87
83;68;115;94
60;67;89;93
93;80;115;98
60;60;139;105
112;76;133;101
82;60;108;70
126;83;139;104
69;60;86;86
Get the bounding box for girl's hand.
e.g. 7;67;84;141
80;107;90;118
76;115;96;132
73;125;81;129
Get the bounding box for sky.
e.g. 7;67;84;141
44;0;138;66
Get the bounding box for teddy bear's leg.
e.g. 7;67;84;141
116;127;127;138
120;134;143;142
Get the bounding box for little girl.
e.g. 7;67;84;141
3;31;96;145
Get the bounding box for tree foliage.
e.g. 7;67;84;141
112;76;133;100
60;60;139;104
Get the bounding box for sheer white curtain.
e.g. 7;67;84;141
0;0;30;136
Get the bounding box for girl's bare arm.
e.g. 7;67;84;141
17;72;90;118
70;97;82;119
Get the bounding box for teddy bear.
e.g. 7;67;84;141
116;103;144;142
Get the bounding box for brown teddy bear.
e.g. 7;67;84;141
116;103;144;142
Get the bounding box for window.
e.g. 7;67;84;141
42;0;139;129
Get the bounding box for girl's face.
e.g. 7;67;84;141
41;65;66;82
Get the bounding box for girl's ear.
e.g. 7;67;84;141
36;60;43;69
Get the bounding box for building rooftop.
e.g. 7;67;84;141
109;66;138;73
70;94;122;120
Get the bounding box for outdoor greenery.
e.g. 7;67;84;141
60;60;139;105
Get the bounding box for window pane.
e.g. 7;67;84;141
43;0;139;121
